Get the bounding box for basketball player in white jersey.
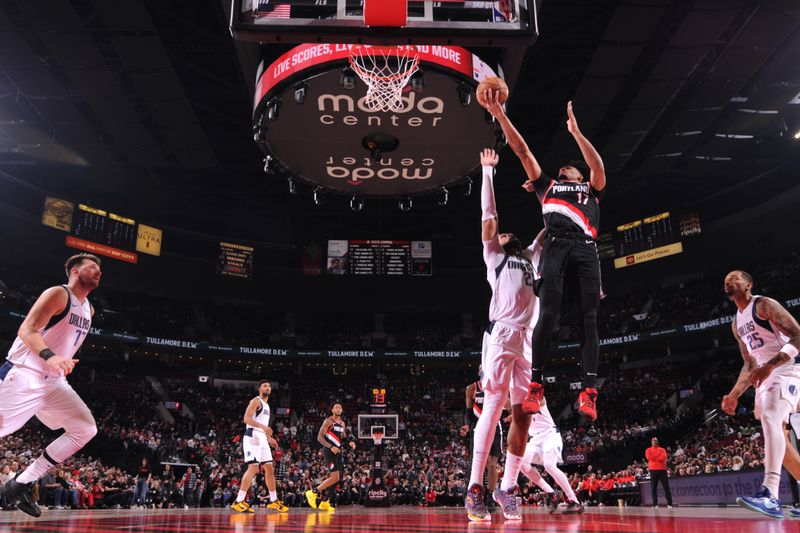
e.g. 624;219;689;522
231;380;288;513
519;396;584;514
465;148;543;522
0;253;101;517
721;270;800;519
305;402;356;512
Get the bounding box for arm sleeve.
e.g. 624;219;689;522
481;165;504;268
480;165;497;221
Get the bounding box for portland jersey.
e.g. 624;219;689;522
735;295;791;367
325;418;346;448
533;174;604;239
7;285;92;374
472;380;486;418
483;240;540;328
246;397;271;433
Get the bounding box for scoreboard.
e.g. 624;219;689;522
327;240;432;276
43;197;164;264
72;204;137;251
218;241;254;279
614;212;675;257
612;211;701;269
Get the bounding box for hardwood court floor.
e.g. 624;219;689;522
0;505;795;533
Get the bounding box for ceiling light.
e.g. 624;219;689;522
794;130;800;140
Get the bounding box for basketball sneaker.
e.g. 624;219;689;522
267;500;289;512
318;499;335;512
789;507;800;519
492;487;521;520
305;489;319;509
737;487;783;519
578;387;598;421
522;382;544;415
0;479;41;517
564;501;585;514
465;483;490;522
230;501;254;513
547;492;559;514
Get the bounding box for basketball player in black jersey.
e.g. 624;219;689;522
460;366;508;501
305;402;356;511
482;93;606;422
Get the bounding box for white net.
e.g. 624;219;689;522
349;45;420;113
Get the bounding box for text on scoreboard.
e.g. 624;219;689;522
327;240;432;276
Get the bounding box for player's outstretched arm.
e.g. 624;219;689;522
480;148;500;242
482;91;542;183
721;321;757;414
748;297;800;386
566;101;606;191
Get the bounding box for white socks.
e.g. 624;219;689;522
501;453;524;492
236;490;247;503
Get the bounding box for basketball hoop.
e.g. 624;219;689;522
349;45;420;113
371;431;384;446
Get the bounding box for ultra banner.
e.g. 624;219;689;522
2;297;798;358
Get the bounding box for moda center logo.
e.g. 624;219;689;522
317;93;445;127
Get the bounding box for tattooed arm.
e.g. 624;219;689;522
721;321;758;415
748;297;800;386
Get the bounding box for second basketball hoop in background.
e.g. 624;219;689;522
476;76;509;106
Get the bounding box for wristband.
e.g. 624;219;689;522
39;348;56;361
781;344;799;360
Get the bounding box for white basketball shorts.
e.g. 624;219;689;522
242;428;273;464
481;321;532;405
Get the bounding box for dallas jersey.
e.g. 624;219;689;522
735;295;791;367
245;397;271;433
528;402;558;446
533;174;604;239
7;285;92;375
483;240;542;328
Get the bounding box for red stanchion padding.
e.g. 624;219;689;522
364;0;408;27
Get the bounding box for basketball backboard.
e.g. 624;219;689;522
231;0;538;47
357;414;399;440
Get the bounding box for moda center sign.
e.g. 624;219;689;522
253;44;501;197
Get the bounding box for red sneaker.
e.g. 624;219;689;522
578;387;598;421
522;381;544;414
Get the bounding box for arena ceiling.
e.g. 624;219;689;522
1;0;799;252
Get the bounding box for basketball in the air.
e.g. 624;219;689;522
476;77;509;106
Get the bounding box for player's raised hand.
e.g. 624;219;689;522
521;180;536;193
566;100;580;136
482;90;505;119
46;355;78;376
480;148;499;167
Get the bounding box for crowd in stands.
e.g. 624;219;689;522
1;252;798;351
